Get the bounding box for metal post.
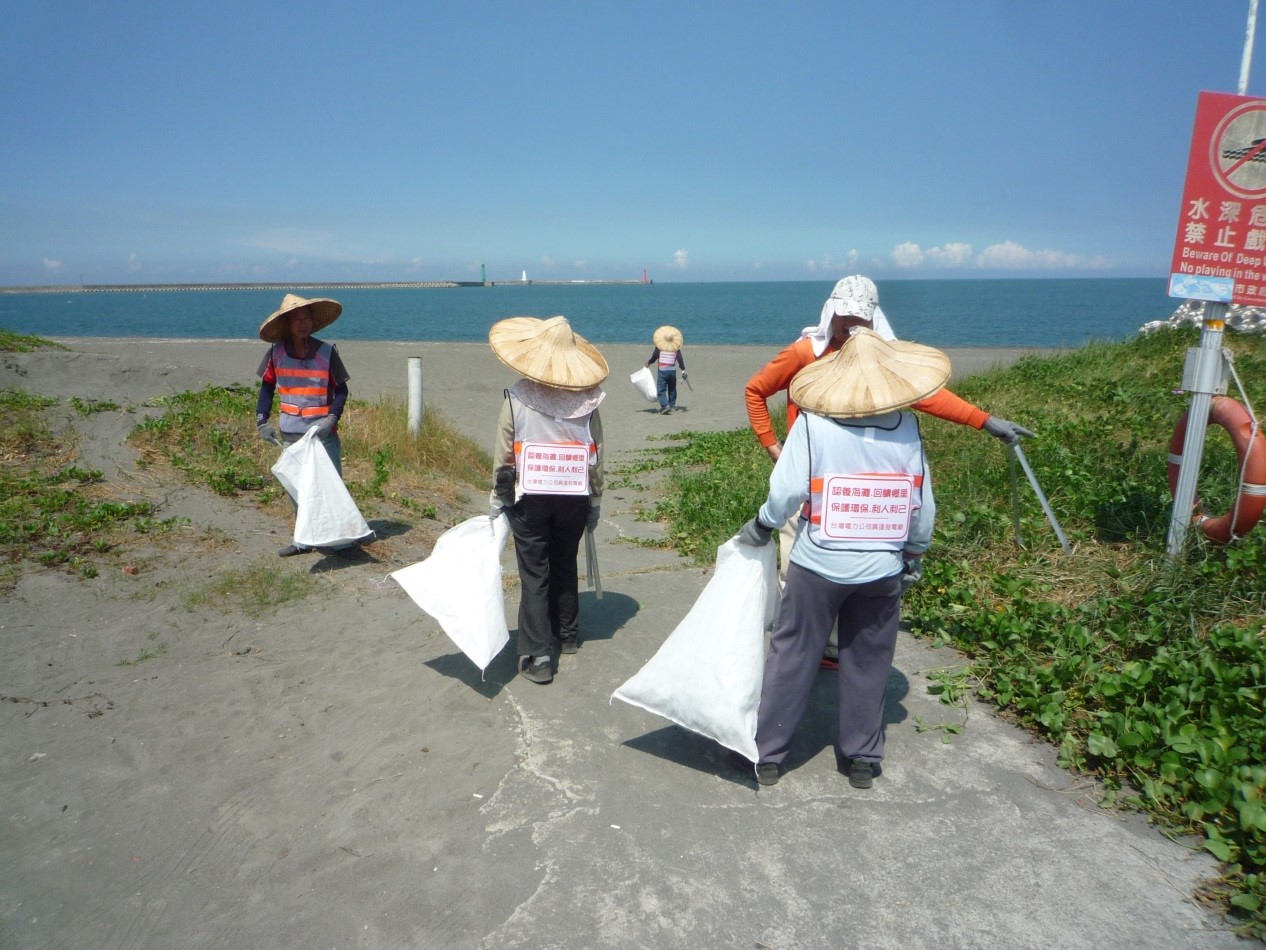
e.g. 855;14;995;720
1240;0;1259;95
1166;305;1229;556
407;357;424;436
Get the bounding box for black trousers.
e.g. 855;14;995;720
505;495;591;657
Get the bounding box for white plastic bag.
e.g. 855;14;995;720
612;537;779;761
391;515;511;671
630;366;658;403
271;428;373;548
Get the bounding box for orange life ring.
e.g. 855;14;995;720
1167;395;1266;543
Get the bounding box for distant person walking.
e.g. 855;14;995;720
489;316;606;685
738;328;950;789
254;293;353;557
646;325;687;414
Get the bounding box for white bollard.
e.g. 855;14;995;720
408;357;423;436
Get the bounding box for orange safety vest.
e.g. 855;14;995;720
272;341;334;435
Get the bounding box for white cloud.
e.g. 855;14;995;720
887;239;1112;271
891;242;924;268
127;252;141;272
926;242;974;267
539;256;556;269
670;249;689;270
975;240;1111;269
573;259;587;270
43;258;63;270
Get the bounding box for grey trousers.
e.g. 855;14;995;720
755;561;902;766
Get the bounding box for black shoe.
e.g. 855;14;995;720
519;656;553;684
849;760;873;788
560;635;579;655
755;762;780;786
277;543;311;557
835;749;880;788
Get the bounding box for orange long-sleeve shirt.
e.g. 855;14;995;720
744;337;989;449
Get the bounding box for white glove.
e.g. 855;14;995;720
738;517;774;546
257;422;281;446
900;557;923;594
983;416;1034;445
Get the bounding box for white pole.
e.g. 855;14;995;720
407;357;424;436
1166;307;1228;556
1241;0;1259;95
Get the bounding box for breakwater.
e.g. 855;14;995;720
0;279;651;294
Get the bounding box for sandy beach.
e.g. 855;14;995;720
0;338;1239;949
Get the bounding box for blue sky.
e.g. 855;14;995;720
2;1;1263;285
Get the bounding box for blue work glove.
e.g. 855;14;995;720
310;414;337;437
738;517;774;546
900;557;923;594
586;504;601;532
982;416;1035;445
257;422;281;446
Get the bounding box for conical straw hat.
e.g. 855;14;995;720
653;325;683;351
258;293;343;343
488;315;609;390
788;328;950;418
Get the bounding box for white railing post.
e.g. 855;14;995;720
408;357;424;436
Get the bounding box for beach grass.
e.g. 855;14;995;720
0;387;171;578
632;327;1266;934
128;385;490;511
0;328;68;352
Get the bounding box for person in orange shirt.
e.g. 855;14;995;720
744;275;1033;667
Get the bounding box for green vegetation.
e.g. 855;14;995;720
70;396;122;415
0;328;67;352
129;386;489;508
634;328;1266;934
0;386;165;577
182;565;315;618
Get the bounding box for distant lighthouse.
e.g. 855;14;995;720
521;270;528;283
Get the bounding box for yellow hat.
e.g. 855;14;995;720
788;328;950;418
653;325;683;352
258;293;342;343
488;315;609;390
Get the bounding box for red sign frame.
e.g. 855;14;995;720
1169;91;1266;306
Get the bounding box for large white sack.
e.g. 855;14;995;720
630;366;658;403
391;514;511;671
612;537;779;762
271;428;373;548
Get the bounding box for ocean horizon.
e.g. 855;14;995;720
0;277;1177;349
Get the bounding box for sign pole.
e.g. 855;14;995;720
1165;308;1227;556
1164;0;1263;556
1241;0;1259;96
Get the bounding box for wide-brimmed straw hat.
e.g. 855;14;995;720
653;325;683;352
488;315;609;390
788;328;950;418
258;294;343;343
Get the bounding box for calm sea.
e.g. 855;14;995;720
0;278;1175;348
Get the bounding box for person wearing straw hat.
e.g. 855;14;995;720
488;316;607;685
744;275;1032;668
645;325;687;414
737;328;950;789
255;293;353;557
